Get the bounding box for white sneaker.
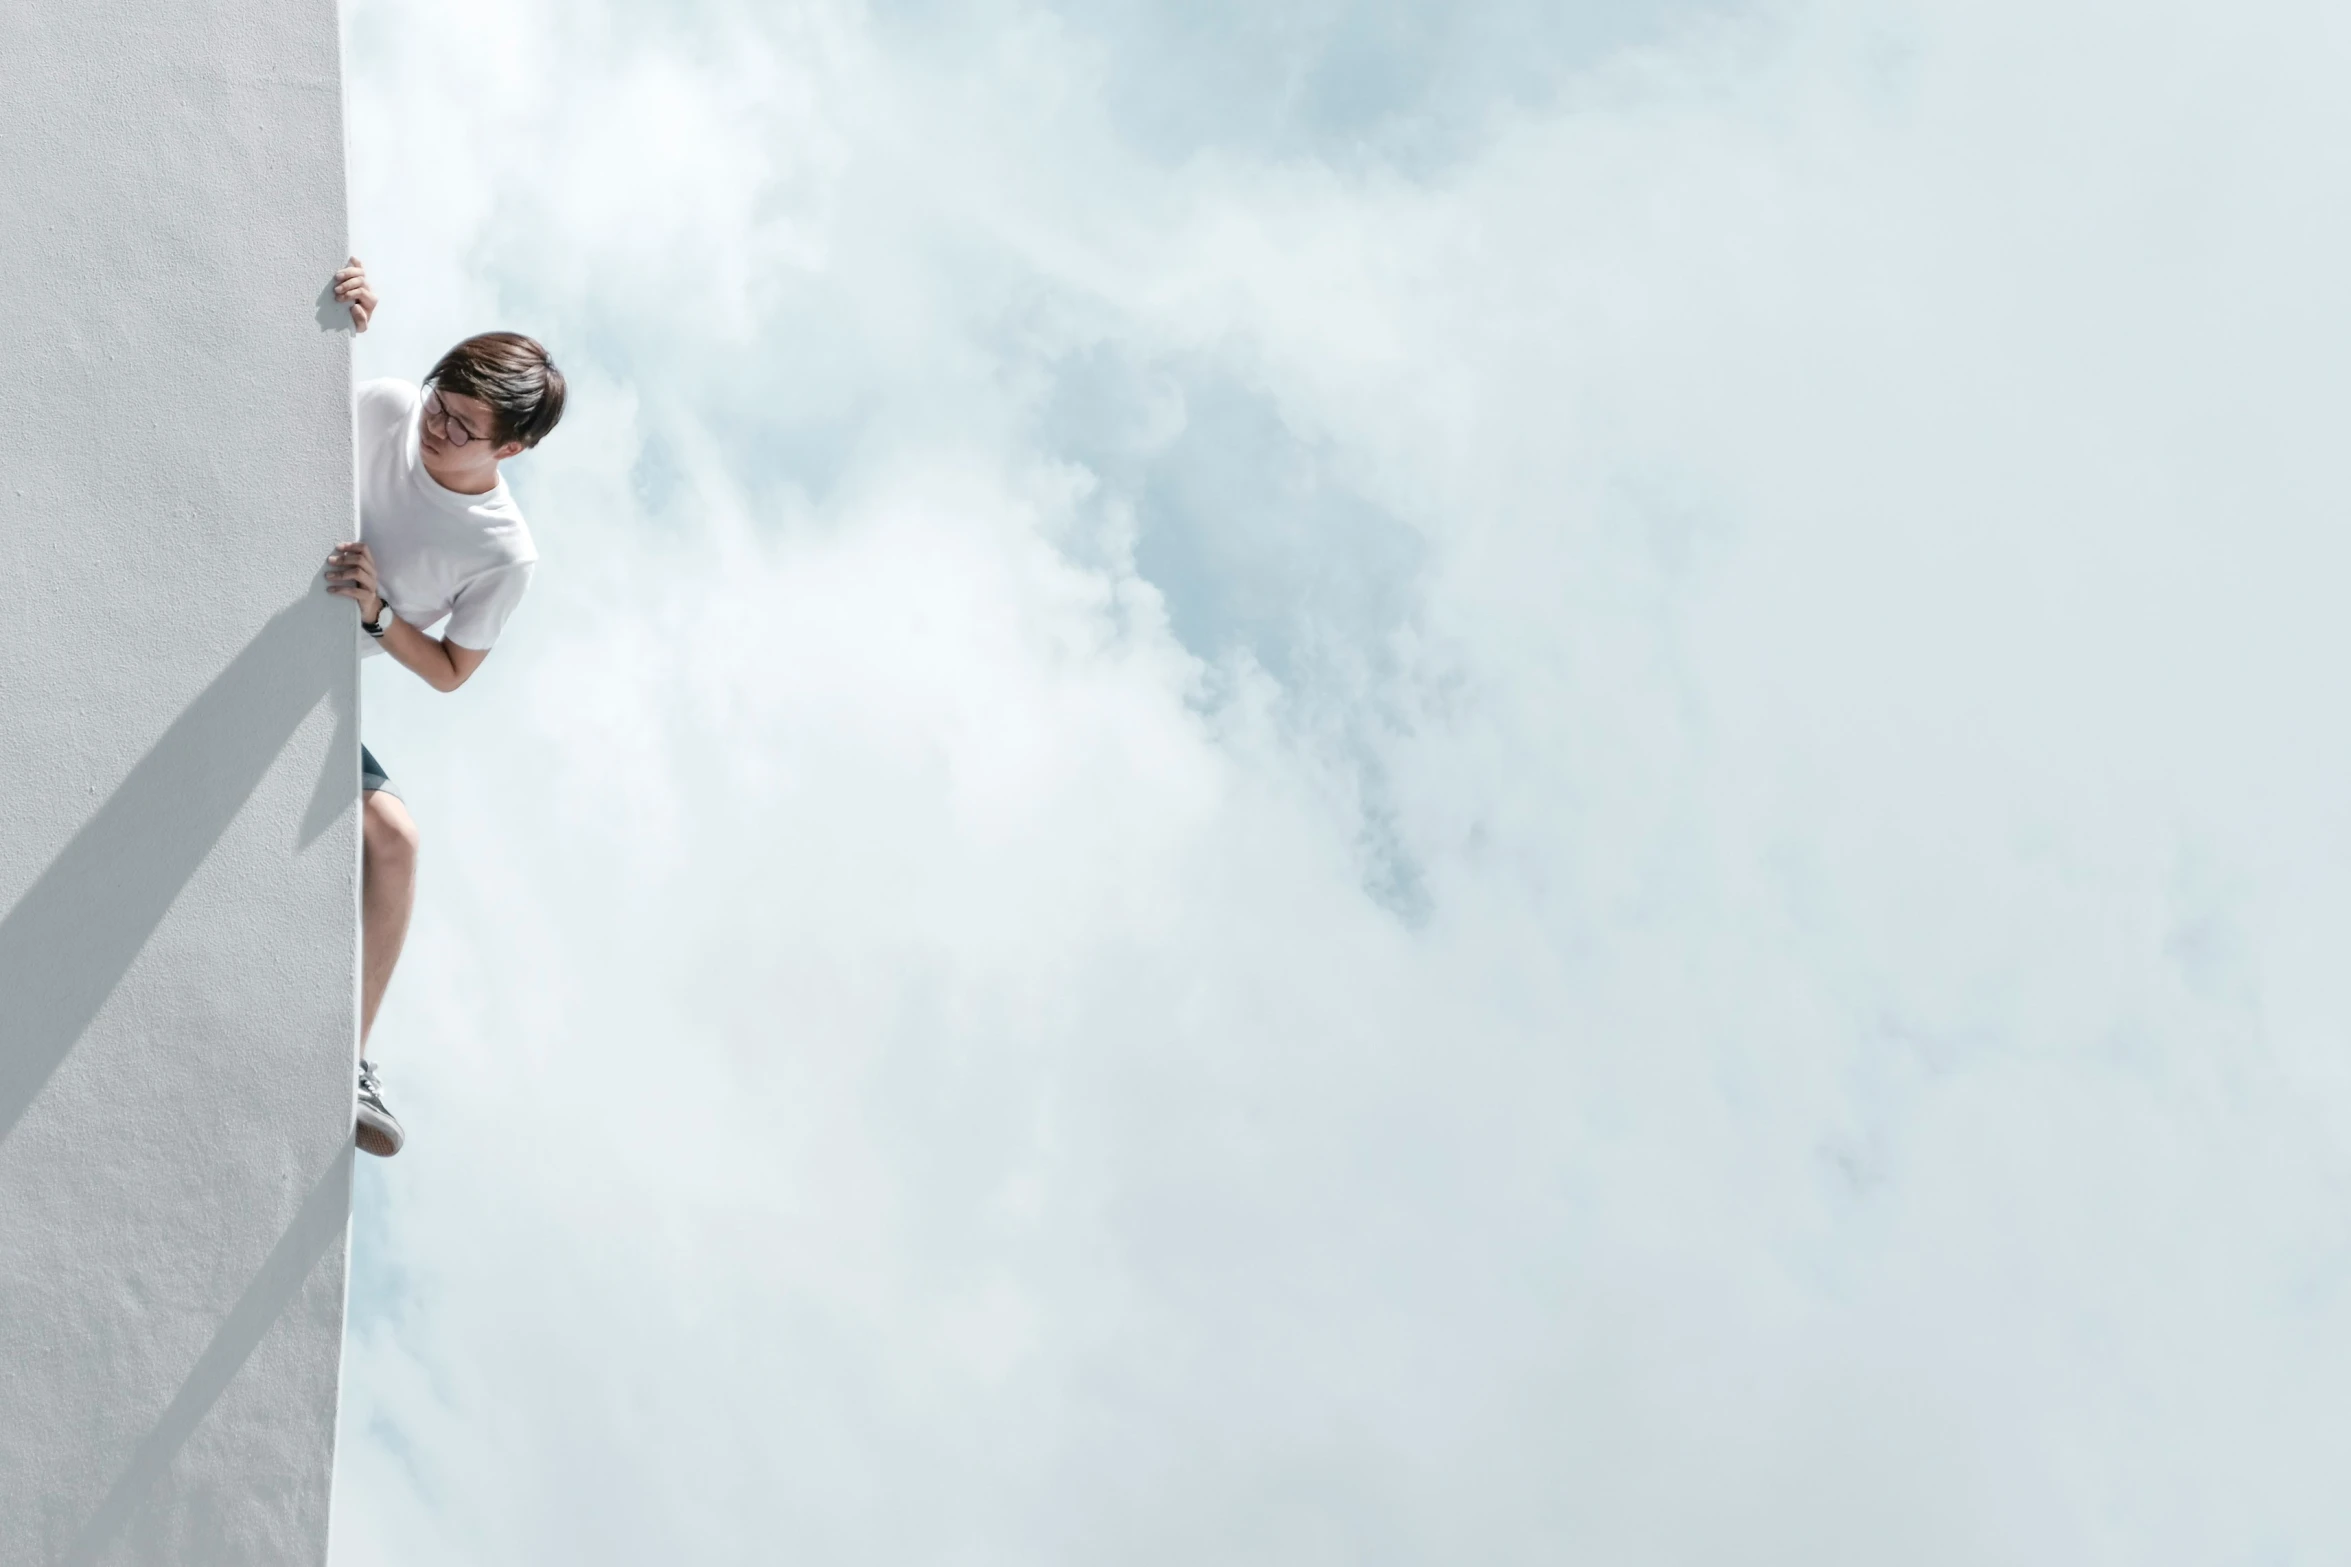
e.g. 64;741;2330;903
356;1059;405;1157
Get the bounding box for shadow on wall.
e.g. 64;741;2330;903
59;1146;354;1566
0;594;354;1147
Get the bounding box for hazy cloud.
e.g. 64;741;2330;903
331;0;2351;1560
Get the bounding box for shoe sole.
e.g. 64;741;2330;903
356;1108;404;1158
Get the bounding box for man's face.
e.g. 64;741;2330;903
421;385;520;464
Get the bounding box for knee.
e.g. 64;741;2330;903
363;794;420;881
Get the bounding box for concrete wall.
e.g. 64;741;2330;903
0;1;359;1563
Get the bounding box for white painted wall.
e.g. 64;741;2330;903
0;1;359;1563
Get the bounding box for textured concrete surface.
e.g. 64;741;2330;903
0;1;359;1562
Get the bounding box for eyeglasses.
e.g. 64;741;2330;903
422;384;491;448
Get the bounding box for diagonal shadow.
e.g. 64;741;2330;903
299;647;359;851
0;596;352;1147
58;1147;354;1567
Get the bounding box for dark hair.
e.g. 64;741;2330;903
426;331;566;450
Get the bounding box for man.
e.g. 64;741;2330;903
322;257;565;1157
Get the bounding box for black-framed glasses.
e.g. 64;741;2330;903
422;383;490;448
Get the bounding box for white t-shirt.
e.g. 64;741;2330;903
356;377;536;653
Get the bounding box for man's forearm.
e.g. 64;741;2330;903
377;611;466;692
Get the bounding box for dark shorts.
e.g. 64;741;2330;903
360;744;403;802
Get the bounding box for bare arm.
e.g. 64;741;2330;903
378;608;491;692
324;541;490;693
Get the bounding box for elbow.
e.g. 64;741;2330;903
436;645;490;693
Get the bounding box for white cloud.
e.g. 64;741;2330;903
333;0;2351;1560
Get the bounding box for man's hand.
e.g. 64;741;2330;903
324;541;489;692
333;257;378;334
325;541;384;624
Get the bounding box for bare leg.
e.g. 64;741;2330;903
361;790;419;1048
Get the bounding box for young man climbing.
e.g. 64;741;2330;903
321;257;565;1157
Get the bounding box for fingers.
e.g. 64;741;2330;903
333;258;376;333
323;544;379;595
334;277;377;331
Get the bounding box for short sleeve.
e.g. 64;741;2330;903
442;561;535;651
354;378;417;436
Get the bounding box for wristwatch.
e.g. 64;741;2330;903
362;599;393;639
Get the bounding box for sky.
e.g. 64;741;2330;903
331;0;2351;1559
